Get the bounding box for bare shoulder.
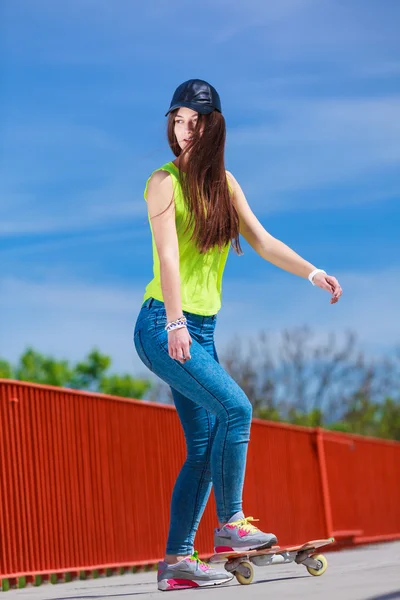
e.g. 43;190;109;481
226;169;247;206
225;170;259;231
147;169;174;196
226;169;238;188
146;169;175;218
225;169;236;183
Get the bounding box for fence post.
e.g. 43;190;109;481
315;427;333;538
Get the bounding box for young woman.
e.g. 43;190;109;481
134;79;342;591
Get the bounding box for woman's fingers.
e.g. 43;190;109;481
313;273;343;303
177;342;191;362
169;341;180;362
183;345;191;361
325;275;342;303
168;338;192;363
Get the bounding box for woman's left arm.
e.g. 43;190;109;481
227;171;343;304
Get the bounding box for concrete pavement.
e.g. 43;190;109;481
5;541;400;599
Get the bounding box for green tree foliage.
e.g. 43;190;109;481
15;348;72;387
0;359;13;379
70;350;111;390
378;397;400;440
2;333;400;441
99;374;151;399
1;347;151;400
221;328;400;441
330;395;400;440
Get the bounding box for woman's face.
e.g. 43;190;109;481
173;107;202;151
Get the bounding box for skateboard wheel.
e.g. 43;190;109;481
306;553;327;576
235;561;254;585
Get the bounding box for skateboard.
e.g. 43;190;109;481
209;537;335;585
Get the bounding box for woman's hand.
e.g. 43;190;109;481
168;327;192;363
312;272;343;304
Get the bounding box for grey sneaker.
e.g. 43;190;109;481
214;511;278;552
157;551;233;591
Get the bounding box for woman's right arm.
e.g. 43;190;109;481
146;171;192;363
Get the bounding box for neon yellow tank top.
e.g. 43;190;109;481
143;161;231;316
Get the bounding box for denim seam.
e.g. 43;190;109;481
219;424;228;522
134;330;153;371
188;411;212;541
153;338;230;520
200;316;205;335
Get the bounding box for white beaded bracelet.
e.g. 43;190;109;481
165;316;187;332
166;323;187;333
308;268;326;285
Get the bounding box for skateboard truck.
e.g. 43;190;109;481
295;549;325;570
209;537;334;585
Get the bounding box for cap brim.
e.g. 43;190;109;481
165;102;216;117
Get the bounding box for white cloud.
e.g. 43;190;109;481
358;62;400;79
0;276;147;375
209;0;314;44
3;93;398;239
211;0;399;66
227;96;400;205
2;0;399;234
4;0;398;69
1;267;398;381
1;117;152;236
217;266;400;355
1;119;129;188
0;186;147;236
1;227;150;259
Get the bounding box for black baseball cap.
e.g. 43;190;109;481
165;79;222;116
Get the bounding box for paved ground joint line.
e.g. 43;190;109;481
3;541;400;599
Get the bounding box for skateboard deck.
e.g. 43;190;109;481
209;537;334;563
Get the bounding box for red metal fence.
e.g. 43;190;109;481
1;379;399;590
322;430;400;544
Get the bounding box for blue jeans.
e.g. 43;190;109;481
133;298;252;555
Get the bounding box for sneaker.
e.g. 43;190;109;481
214;511;278;552
157;550;233;591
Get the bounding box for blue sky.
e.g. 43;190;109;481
1;0;399;377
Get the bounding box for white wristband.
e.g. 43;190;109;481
167;324;187;333
308;268;326;285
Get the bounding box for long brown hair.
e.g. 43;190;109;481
167;109;243;255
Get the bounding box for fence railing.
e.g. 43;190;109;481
1;379;399;590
